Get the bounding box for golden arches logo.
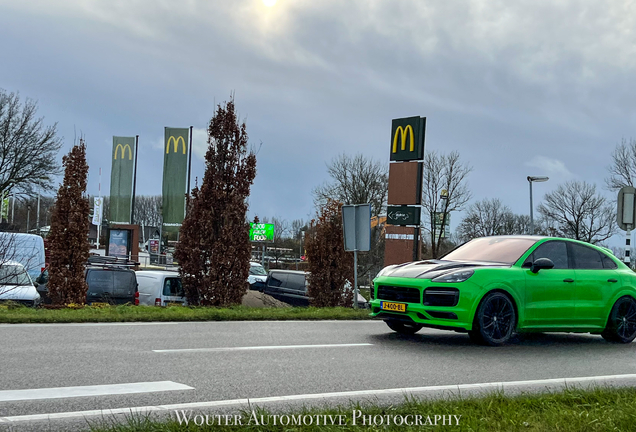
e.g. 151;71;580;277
166;136;186;154
392;125;415;153
114;144;133;160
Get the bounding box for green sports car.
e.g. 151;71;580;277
370;236;636;346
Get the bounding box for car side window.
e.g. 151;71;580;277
268;272;287;287
286;274;306;292
570;243;604;270
164;278;184;296
527;241;569;269
601;254;618;269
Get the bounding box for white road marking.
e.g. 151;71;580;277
153;343;374;353
0;381;193;403
0;320;383;328
3;374;636;423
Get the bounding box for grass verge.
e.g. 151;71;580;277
0;304;370;323
88;387;636;431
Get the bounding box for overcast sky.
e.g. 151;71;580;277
1;0;635;244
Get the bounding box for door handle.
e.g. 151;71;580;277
563;278;574;283
607;279;618;283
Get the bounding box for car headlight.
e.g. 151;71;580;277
431;269;474;283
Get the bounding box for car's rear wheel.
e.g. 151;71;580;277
601;296;636;343
470;292;516;346
385;320;423;335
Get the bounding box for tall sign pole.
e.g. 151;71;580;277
343;204;371;309
385;116;426;266
617;186;636;267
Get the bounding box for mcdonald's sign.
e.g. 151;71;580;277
162;127;190;235
114;143;133;160
390;116;426;161
166;136;186;154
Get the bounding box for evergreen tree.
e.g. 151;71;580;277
48;140;90;304
305;200;354;307
175;99;257;306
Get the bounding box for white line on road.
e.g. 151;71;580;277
153;343;374;353
3;374;636;423
0;381;194;403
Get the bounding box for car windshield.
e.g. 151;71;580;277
249;266;267;276
441;237;538;264
0;265;32;286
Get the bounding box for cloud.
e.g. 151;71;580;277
525;156;575;178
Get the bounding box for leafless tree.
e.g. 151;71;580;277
422;151;472;258
605;137;636;191
312;153;388;280
313;153;388;218
0;90;63;198
457;198;515;241
537;180;616;244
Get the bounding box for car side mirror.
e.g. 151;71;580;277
531;257;554;274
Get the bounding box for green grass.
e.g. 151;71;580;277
0;304;370;323
87;387;636;431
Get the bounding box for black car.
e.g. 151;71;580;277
263;270;368;308
37;257;139;305
263;270;309;306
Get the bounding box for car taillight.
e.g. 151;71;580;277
135;291;139;306
155;298;161;306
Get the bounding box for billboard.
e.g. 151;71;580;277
109;137;136;224
249;223;275;242
162;128;189;234
108;229;129;257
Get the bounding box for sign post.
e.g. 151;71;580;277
342;204;371;309
386;116;426;266
617;186;636;266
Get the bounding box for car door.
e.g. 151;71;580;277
264;271;289;302
162;277;186;306
281;273;309;306
571;243;619;328
523;240;576;327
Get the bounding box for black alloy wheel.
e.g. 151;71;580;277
602;296;636;343
385;320;423;335
469;292;516;346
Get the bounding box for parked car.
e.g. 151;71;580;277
85;256;138;306
0;261;41;307
371;235;636;345
248;261;268;291
0;233;46;281
264;269;368;308
135;270;186;306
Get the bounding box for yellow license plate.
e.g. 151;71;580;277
91;302;110;307
381;301;407;312
166;302;182;307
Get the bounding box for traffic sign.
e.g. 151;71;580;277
617;186;636;231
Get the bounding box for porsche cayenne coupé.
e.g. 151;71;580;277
370;236;636;346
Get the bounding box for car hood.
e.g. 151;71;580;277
0;285;41;301
379;260;510;279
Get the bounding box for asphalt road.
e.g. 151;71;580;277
1;320;636;431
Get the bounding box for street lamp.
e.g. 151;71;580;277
527;176;549;235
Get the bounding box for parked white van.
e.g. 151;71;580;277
0;233;46;281
0;261;41;307
135;270;186;306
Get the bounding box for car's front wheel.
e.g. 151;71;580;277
385;320;423;335
601;296;636;344
470;292;516;346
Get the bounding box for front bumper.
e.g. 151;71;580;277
369;276;477;331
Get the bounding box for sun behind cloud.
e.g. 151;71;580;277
262;0;277;6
